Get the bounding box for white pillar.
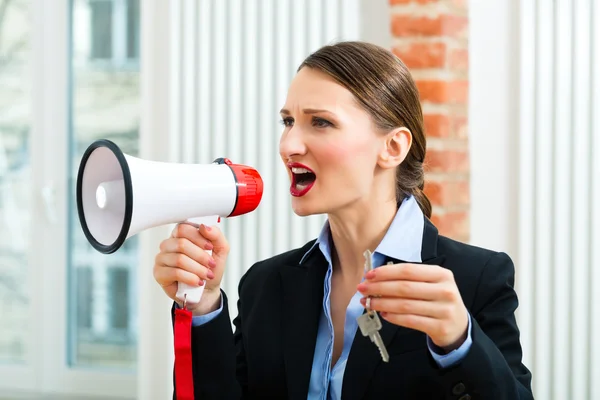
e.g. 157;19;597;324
137;1;175;399
468;0;519;256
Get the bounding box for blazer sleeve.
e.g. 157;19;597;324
171;273;251;399
435;252;534;400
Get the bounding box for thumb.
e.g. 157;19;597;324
198;223;229;258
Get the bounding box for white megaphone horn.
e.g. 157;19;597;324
76;139;263;306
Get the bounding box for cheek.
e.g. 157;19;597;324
316;139;375;177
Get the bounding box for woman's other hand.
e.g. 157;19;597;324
357;263;469;353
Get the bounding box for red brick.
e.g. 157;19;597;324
391;15;443;37
454;180;470;206
448;81;469;103
449;48;469;70
443;15;468;37
390;0;471;240
451;0;467;9
452;116;468;138
429;211;469;239
393;42;446;69
416;80;447;103
416;80;468;104
424;114;451;137
424;181;444;206
424;149;469;173
424;180;470;207
391;14;468;38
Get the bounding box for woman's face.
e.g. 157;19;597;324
279;67;394;217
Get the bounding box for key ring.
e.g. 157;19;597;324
366;296;376;318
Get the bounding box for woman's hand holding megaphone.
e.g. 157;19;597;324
153;222;230;315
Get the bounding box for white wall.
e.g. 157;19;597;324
137;1;364;398
468;0;519;257
470;1;600;399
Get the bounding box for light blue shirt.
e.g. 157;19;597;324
191;195;473;399
301;195;472;399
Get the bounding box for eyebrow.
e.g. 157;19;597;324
279;108;334;116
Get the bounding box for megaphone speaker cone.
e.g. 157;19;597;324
76;139;133;254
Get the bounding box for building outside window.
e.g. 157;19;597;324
68;0;141;369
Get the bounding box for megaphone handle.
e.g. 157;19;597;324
175;215;221;307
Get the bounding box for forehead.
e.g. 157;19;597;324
284;67;360;112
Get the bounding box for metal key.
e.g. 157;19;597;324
357;250;390;362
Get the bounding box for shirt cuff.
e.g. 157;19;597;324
426;311;473;369
174;293;224;326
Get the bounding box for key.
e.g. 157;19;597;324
363;249;373;274
358;249;390;362
357;312;390;362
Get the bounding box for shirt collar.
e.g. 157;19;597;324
299;195;424;265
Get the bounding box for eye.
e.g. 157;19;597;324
280;117;294;127
312;117;333;128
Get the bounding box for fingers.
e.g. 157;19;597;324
160;236;217;269
154;263;204;288
377;313;438;337
360;297;450;319
197;223;230;257
171;223;215;252
154;251;215;283
357;280;442;301
365;263;451;283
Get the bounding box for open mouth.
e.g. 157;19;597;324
289;163;316;196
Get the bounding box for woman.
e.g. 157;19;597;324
154;41;533;399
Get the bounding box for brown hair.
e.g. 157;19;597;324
298;41;432;218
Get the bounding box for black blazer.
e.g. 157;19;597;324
172;218;534;399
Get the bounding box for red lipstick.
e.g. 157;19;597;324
287;162;316;197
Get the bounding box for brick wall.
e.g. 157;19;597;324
390;0;470;242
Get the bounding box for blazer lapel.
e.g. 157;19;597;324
280;251;328;400
341;217;446;399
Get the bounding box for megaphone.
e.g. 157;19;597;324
76;139;263;305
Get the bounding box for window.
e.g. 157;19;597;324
1;0;139;397
67;0;141;370
74;0;139;68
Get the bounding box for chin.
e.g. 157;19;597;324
290;200;318;217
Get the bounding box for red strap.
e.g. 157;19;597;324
174;307;195;400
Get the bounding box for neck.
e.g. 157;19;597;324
328;197;398;280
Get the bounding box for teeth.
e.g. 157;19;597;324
291;167;312;174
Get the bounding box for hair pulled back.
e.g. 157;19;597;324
298;41;432;218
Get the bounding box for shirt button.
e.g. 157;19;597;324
452;382;466;395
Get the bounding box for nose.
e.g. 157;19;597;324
279;125;307;161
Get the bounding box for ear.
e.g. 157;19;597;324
378;127;412;169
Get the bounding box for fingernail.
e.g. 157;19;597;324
365;270;376;280
204;224;212;231
357;283;367;292
207;270;215;279
198;279;205;286
360;297;366;305
208;258;217;268
204;242;214;250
